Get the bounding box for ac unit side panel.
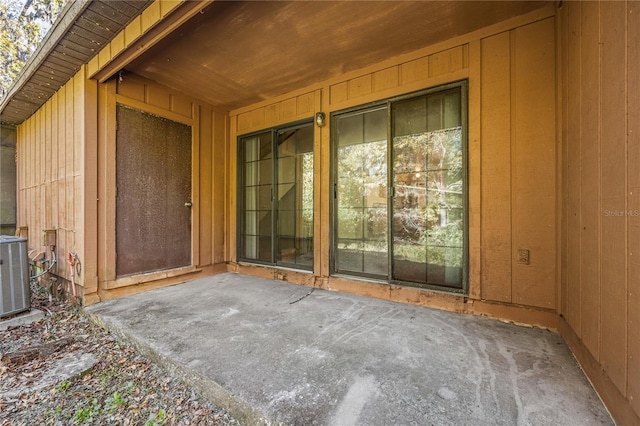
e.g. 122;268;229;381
0;237;30;318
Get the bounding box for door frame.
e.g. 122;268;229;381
98;80;199;290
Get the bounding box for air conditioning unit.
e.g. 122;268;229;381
0;236;30;318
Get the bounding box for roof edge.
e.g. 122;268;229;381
0;0;91;119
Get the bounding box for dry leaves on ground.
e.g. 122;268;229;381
0;293;239;426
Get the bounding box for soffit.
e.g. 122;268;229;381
126;1;550;111
0;0;152;125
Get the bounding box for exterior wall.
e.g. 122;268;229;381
15;67;97;297
229;7;558;323
1;125;17;235
559;1;640;424
94;73;228;301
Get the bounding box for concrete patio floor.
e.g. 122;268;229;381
86;273;613;425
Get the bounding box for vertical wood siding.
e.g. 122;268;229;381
628;1;640;418
510;19;557;308
198;104;227;266
479;32;512;302
560;0;639;420
16;72;83;286
479;18;557;310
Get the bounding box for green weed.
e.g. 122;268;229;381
144;409;167;426
104;391;127;414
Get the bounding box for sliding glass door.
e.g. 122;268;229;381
334;107;388;278
332;82;466;291
391;88;464;288
238;122;314;270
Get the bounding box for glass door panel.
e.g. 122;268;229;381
391;88;463;289
276;124;314;269
334;107;388;277
239;131;273;262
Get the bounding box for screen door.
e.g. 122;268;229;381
116;105;192;277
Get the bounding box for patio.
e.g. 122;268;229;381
86;273;613;425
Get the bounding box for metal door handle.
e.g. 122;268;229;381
185;202;193;208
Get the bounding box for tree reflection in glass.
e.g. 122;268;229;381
392;89;463;288
335;107;388;277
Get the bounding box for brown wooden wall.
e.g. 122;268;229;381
559;1;640;423
479;17;557;310
230;10;558;315
15;68;96;294
95;73;227;299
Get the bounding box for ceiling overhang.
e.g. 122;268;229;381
124;1;551;111
1;1;553;125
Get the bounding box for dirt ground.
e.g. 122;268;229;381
0;286;239;426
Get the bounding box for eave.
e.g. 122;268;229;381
0;0;152;126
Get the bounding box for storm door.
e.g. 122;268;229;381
332;82;466;291
116;104;192;277
237;122;314;270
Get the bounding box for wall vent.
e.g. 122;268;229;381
0;236;30;318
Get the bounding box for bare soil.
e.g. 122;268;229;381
0;287;240;426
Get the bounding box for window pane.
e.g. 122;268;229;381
338;208;364;240
363;240;388;276
393;97;427;137
239;131;272;262
245;137;259;162
278;209;295;236
338;113;364;147
245;211;256;235
364;108;387;142
278;156;296;183
427;95;443;131
276;124;314;269
334;108;388;277
258;184;272;210
337;241;362;272
245;161;257;185
393;134;426;174
393;241;427;283
259;133;273;159
245;186;257;210
245;236;257;259
444;91;461;128
277;183;295;210
392;87;464;289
